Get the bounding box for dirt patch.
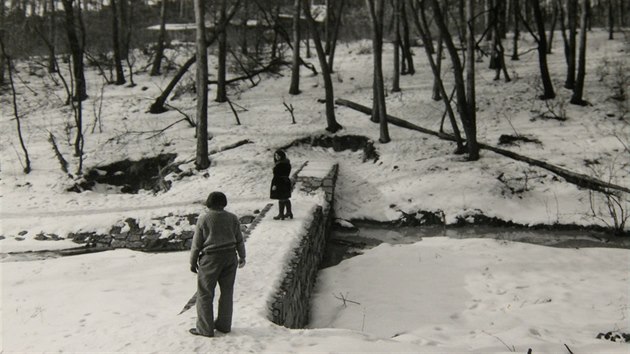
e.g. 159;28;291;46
69;153;178;194
281;135;379;162
498;134;542;147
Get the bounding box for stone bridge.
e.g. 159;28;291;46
183;160;339;328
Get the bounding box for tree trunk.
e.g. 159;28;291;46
547;0;558;54
465;0;479;160
124;0;134;85
511;0;519;60
400;0;414;75
111;0;126;85
150;0;167;76
194;0;210;170
302;0;342;133
489;0;499;69
485;0;492;41
419;1;435;54
216;0;228;102
565;0;577;89
392;0;401;93
491;0;510;80
407;0;464;152
271;5;280;59
458;0;465;46
327;0;345;72
366;0;390;143
432;0;445;100
607;0;613;39
324;0;330;54
289;0;301;95
0;0;5;85
240;0;248;55
530;0;556;99
119;0;130;59
149;0;242;114
1;38;31;173
570;0;588;105
558;0;570;66
47;0;57;73
429;0;478;160
61;0;87;101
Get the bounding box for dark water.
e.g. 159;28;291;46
321;224;630;268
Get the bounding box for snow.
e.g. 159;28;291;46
1;28;629;352
2;238;628;353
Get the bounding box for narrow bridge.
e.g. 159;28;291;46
240;160;338;327
180;160;339;328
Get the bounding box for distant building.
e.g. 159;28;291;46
146;4;327;43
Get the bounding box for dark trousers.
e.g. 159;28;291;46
196;250;238;336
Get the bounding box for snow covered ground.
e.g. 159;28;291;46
1;28;629;352
2;237;628;353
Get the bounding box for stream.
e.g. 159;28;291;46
321;223;630;268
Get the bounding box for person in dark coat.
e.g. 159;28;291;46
189;191;246;337
270;150;293;220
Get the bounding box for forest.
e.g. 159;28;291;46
1;0;630;352
2;0;628;233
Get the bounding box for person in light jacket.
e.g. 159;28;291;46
270;149;293;220
189;191;246;337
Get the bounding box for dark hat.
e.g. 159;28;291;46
274;149;287;162
206;191;227;210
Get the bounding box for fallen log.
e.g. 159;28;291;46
207;58;286;86
149;0;242;114
335;98;630;195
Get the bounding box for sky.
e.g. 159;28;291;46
1;27;629;353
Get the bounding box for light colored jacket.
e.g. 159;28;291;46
190;209;245;267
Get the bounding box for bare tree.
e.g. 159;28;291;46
464;0;478;160
565;0;577;89
326;0;346;72
118;0;130;59
216;0;228;102
489;0;511;81
150;0;168;76
392;0;401;93
46;0;57;73
289;0;301;95
194;0;210;169
432;0;445;100
570;0;588;105
111;0;126;85
399;0;414;75
526;0;556;99
546;0;558;54
511;0;520;60
1;38;31;173
428;0;479;160
61;0;88;101
302;0;342;133
240;0;248;54
0;0;5;85
148;0;241;114
607;0;613;40
366;0;390;143
408;0;465;152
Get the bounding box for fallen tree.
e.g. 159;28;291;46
335;98;630;195
207;58;285;86
149;1;241;114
